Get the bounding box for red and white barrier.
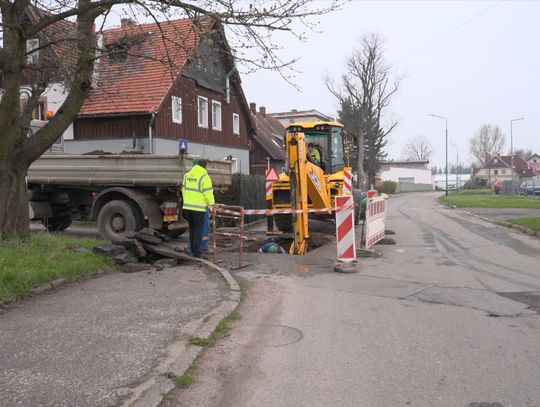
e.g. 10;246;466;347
364;194;388;249
342;168;353;195
265;181;273;200
335;195;356;261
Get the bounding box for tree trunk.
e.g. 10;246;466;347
0;156;30;240
355;132;366;189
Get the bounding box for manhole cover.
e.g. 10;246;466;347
263;324;303;347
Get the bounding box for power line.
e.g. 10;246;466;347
395;0;503;65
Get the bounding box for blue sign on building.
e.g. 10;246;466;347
179;139;188;154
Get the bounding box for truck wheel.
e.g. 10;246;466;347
42;215;72;232
274;214;293;232
98;200;141;241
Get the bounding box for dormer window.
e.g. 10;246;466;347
108;44;128;63
26;38;39;64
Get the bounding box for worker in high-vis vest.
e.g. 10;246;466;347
182;156;215;258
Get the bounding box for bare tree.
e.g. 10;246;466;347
469;124;506;166
326;33;399;188
513;147;534;160
0;0;342;240
402;135;432;161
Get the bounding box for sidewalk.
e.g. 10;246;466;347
0;262;238;407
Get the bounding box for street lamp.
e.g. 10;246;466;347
510;117;524;194
450;142;459;189
430;114;448;196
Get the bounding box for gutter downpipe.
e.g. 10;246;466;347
148;112;157;154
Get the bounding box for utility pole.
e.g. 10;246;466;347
450;142;459;189
510;117;524;194
430;114;448;196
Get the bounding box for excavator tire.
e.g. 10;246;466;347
274;214;293;232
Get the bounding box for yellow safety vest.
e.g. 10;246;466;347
182;165;215;212
310;148;321;164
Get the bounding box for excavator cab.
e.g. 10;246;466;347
289;123;347;174
271;121;354;254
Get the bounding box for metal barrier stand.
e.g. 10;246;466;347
211;204;250;270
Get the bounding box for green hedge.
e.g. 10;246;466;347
215;174;266;224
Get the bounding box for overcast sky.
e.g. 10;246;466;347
240;0;540;168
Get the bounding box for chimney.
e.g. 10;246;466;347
259;106;266;117
121;18;136;29
249;102;256;113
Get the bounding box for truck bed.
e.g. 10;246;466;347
27;154;232;188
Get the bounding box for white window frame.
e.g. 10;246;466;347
26;38;39;65
233;113;240;135
211;100;222;131
172;96;182;124
198;96;208;128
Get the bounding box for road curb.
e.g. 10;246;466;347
123;260;242;407
457;208;539;238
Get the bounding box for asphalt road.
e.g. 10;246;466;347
0;265;227;407
163;192;540;407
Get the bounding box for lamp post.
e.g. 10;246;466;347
510;117;524;194
450;142;459;189
430;114;448;196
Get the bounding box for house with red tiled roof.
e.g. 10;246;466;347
64;17;254;173
474;154;534;185
527;153;540;176
248;103;286;175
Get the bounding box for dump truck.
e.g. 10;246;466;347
27;154;232;241
271;121;362;254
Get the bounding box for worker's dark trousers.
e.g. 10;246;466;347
183;209;206;257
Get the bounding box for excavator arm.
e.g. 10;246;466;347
286;131;333;254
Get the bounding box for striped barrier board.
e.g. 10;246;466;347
364;195;388;249
335;195;356;261
342;168;352;195
265;181;273;200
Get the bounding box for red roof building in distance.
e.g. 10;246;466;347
69;17;254;173
475;154;534;184
527;153;540;176
248;102;286;175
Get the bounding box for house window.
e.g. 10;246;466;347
233;113;240;135
501;169;506;175
212;101;222;131
198;96;208;128
493;169;498;175
26;39;39;65
172;96;182;124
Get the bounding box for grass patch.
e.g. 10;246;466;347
440;195;540;208
190;337;210;346
506;217;540;232
176;373;193;388
0;232;114;303
451;188;493;195
189;309;240;348
176;363;198;388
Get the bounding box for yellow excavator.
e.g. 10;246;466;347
271;121;360;254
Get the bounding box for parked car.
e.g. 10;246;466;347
493;180;502;194
519;179;540;196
